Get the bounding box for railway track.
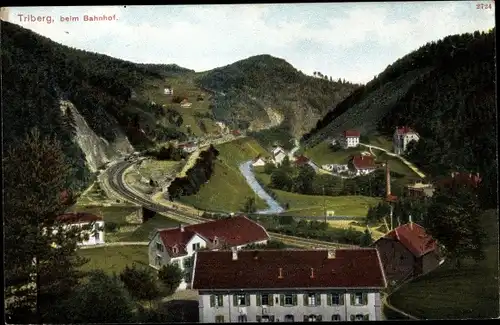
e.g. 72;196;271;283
107;162;358;249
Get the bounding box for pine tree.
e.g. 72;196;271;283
4;128;89;323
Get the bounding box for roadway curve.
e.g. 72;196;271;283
106;161;357;249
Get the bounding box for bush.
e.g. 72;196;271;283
105;222;119;233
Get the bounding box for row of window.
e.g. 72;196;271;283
214;314;370;323
155;241;202;253
209;292;368;308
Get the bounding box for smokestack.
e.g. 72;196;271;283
386;160;391;197
231;247;238;261
278;268;283;279
310;268;315;279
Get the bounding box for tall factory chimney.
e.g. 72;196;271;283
385;160;391;197
0;7;10;21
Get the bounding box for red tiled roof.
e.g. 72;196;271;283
232;130;241;135
351;155;376;170
381;223;437;258
395;126;416;135
192;249;387;289
343;130;360;137
157;216;269;257
57;212;102;224
295;155;310;165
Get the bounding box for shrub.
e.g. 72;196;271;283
104;222;119;233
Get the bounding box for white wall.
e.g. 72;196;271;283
198;291;382;323
252;159;266;167
46;221;105;246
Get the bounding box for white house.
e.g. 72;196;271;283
252;155;267;167
340;130;360;149
180;99;192;108
164;86;174;95
54;212;105;246
322;164;349;173
192;248;387;323
393;127;420;155
272;147;287;166
350;155;377;176
148;216;270;290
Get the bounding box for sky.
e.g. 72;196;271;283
6;2;495;84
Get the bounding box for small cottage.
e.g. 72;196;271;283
180;99;192;108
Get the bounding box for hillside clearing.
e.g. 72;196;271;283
78;246;149;275
178;138;269;212
327;220;385;240
138;159;183;180
388;209;499;319
304;142;362;166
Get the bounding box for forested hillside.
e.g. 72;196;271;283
302;28;497;207
2;21;188;190
196;54;359;137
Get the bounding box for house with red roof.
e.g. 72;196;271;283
294;155;310;167
149;215;270;290
349;154;377;176
192;248;387;323
52;212;105;246
338;129;360;149
393;126;420;155
436;172;482;190
372;220;441;285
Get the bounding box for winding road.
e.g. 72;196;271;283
105;160;357;249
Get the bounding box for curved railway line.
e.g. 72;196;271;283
107;161;358;250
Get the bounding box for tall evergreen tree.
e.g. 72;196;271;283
4;128;89;323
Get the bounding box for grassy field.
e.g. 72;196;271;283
365;134;393;151
274;190;380;217
327;219;385;240
138;159;183;180
109;213;182;243
375;152;421;178
388;209;499;320
139;75;217;136
67;205;141;225
304;141;366;166
178;138;269;212
78;246;149;275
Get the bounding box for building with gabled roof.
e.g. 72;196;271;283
192;248;387;323
341;130;360;149
252;154;267;167
180;98;192;108
372;220;441;285
294;155;310;167
393;126;420;155
52;212;105;246
148;216;270;290
349;154;377;175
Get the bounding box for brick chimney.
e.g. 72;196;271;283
385;160;391;197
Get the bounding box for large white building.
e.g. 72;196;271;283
393;127;420;155
272;146;287;166
54;212;105;246
192;248;387;323
148;216;270;290
340;130;360;149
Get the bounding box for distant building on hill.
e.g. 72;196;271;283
393;127;419;155
435;172;482;190
372;219;441;285
252;155;267;167
349;154;377;176
271;146;287;166
164;86;174;95
180;99;192;108
294;155;310;167
405;182;435;198
340;130;360;149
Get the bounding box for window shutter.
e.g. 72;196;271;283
245;294;250;306
256;315;262;323
364;314;369;321
339;294;345;305
362;293;368;305
303;315;308;322
303;294;308;306
233;295;238;306
327;294;332;306
268;294;274;306
270;316;275;322
350;315;355;321
219;296;224;307
280;294;285;306
315;293;321;306
210;295;215;307
350;294;355;305
317;315;322;321
256;294;262;306
293;294;298;306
